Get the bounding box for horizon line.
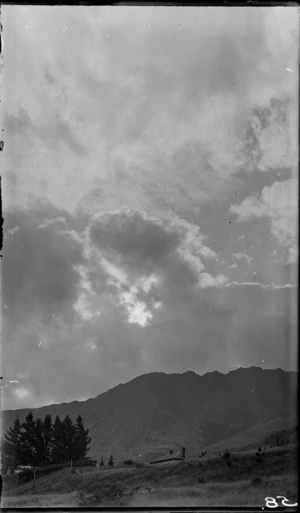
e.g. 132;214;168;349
3;365;297;413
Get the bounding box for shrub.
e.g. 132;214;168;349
222;449;232;466
252;477;262;486
222;449;231;461
77;483;127;506
255;447;265;463
123;459;135;465
135;462;145;469
198;476;206;483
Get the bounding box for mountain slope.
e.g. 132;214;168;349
2;367;297;460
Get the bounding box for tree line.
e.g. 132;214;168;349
1;412;91;473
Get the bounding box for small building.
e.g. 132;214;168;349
150;447;186;465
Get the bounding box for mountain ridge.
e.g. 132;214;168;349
2;367;297;460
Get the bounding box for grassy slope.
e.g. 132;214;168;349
205;417;297;454
3;444;297;507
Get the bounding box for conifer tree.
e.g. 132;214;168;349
20;412;37;466
34;418;45;466
1;416;22;472
62;415;76;463
74;415;91;463
43;414;53;465
51;416;65;464
108;454;114;466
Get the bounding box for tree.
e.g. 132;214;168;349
255;446;265;463
100;456;104;467
43;414;53;465
108;455;114;467
62;415;76;463
20;412;37;466
222;449;232;467
34;418;45;467
51;416;65;464
1;416;22;472
73;415;91;463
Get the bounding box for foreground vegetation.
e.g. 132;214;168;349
1;412;91;472
2;444;297;507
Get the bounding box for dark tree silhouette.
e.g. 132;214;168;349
1;416;22;472
43;414;53;465
62;415;76;463
1;412;92;471
20;412;37;466
74;415;91;463
255;446;265;463
108;454;114;466
51;416;65;464
34;418;46;466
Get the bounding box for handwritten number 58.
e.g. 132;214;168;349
265;496;298;508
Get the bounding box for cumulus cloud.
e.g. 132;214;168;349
2;6;298;215
231;178;298;262
2;207;297;409
1;5;298;408
228;252;253;268
88;209;227;296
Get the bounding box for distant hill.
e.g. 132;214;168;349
2;367;297;461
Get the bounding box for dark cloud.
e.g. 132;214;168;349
2;207;297;409
3;209;84;333
89;210;183;277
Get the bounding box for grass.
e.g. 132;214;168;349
130;474;298;507
2;444;297;507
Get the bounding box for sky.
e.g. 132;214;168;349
1;5;298;410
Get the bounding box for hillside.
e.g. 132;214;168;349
2;444;297;507
2;367;297;460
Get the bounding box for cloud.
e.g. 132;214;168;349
230;178;298;261
199;273;228;288
14;387;32;400
1;4;298;407
2;209;84;332
239;97;298;174
2;6;298;216
229;252;253;268
2;207;297;409
225;281;296;289
88;209;227;296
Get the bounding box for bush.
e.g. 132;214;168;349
123;459;135;465
77;483;127;506
252;477;262;486
198;476;206;483
222;449;231;461
255;447;265;463
135;462;145;469
222;449;232;466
